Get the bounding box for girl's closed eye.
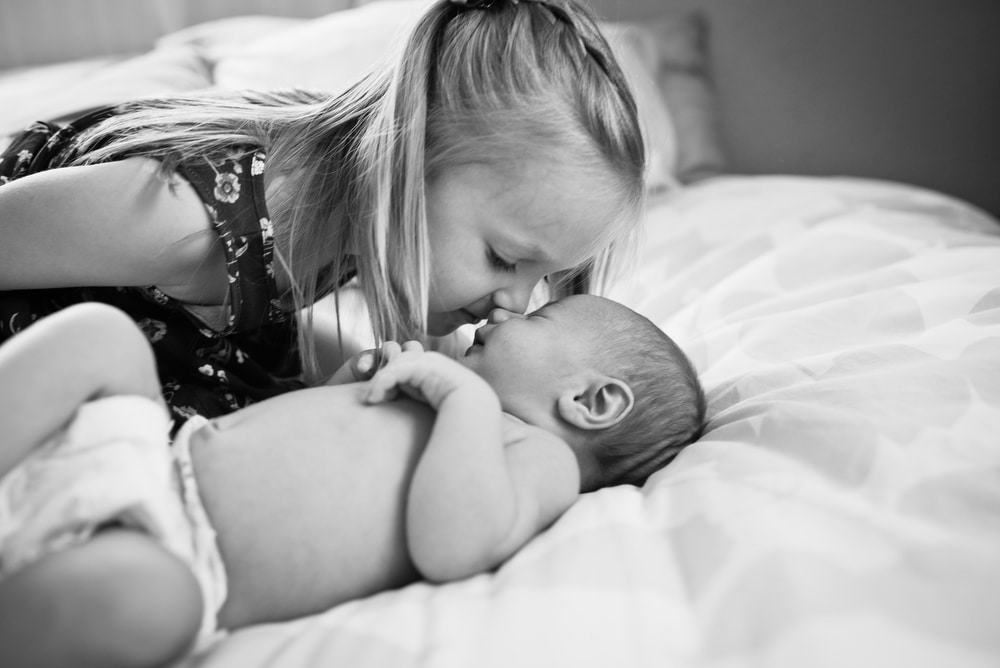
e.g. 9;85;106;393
487;247;517;273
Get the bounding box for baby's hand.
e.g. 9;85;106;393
327;340;422;385
364;347;491;411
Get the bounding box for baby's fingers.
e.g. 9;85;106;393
380;341;403;363
352;340;406;382
362;345;427;404
401;340;424;353
364;371;400;404
348;349;379;381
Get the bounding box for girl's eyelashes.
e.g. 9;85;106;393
486;247;517;273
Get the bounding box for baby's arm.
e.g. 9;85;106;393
0;303;163;476
365;349;580;582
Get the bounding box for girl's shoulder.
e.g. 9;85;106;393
176;148;269;236
173;149;288;332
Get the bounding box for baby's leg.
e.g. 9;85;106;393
0;303;163;476
0;527;203;668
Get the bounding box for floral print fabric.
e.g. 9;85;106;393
0;108;304;433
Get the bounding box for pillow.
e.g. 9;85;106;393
209;0;726;188
600;14;727;186
0;45;212;137
154;15;309;58
598;21;680;193
211;1;427;96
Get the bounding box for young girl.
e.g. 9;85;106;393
0;0;646;428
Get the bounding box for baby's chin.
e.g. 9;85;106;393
457;344;481;369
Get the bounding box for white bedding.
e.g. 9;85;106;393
178;175;1000;668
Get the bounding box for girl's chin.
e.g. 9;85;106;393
427;310;478;337
425;319;454;337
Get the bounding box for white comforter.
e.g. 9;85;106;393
181;175;1000;668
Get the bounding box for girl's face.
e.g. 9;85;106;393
423;160;621;336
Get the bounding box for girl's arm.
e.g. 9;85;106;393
0;303;165;477
364;349;580;582
0;158;223;302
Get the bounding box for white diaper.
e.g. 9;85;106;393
0;396;227;650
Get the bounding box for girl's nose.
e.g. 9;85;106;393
476;307;523;344
492;281;535;315
487;307;523;325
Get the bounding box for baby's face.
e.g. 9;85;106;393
460;294;607;412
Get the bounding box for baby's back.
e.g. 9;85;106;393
188;382;435;629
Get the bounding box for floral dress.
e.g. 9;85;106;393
0;107;308;433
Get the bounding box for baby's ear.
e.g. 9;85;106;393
557;375;634;431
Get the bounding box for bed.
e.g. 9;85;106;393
2;1;998;666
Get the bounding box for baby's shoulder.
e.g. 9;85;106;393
500;414;576;465
501;413;558;443
499;414;581;509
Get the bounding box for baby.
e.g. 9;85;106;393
0;296;704;667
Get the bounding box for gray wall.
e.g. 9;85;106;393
587;0;1000;217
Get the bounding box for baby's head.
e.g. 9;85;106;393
461;295;706;491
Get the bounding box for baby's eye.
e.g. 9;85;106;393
487;248;517;274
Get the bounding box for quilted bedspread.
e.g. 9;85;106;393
180;175;1000;668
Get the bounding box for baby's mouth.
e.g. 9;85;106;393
464;329;486;356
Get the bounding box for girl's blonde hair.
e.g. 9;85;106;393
67;0;646;381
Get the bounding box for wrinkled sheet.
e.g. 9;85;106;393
182;175;1000;668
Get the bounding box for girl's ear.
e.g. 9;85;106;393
557;376;635;431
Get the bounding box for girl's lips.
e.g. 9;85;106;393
463;309;484;325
